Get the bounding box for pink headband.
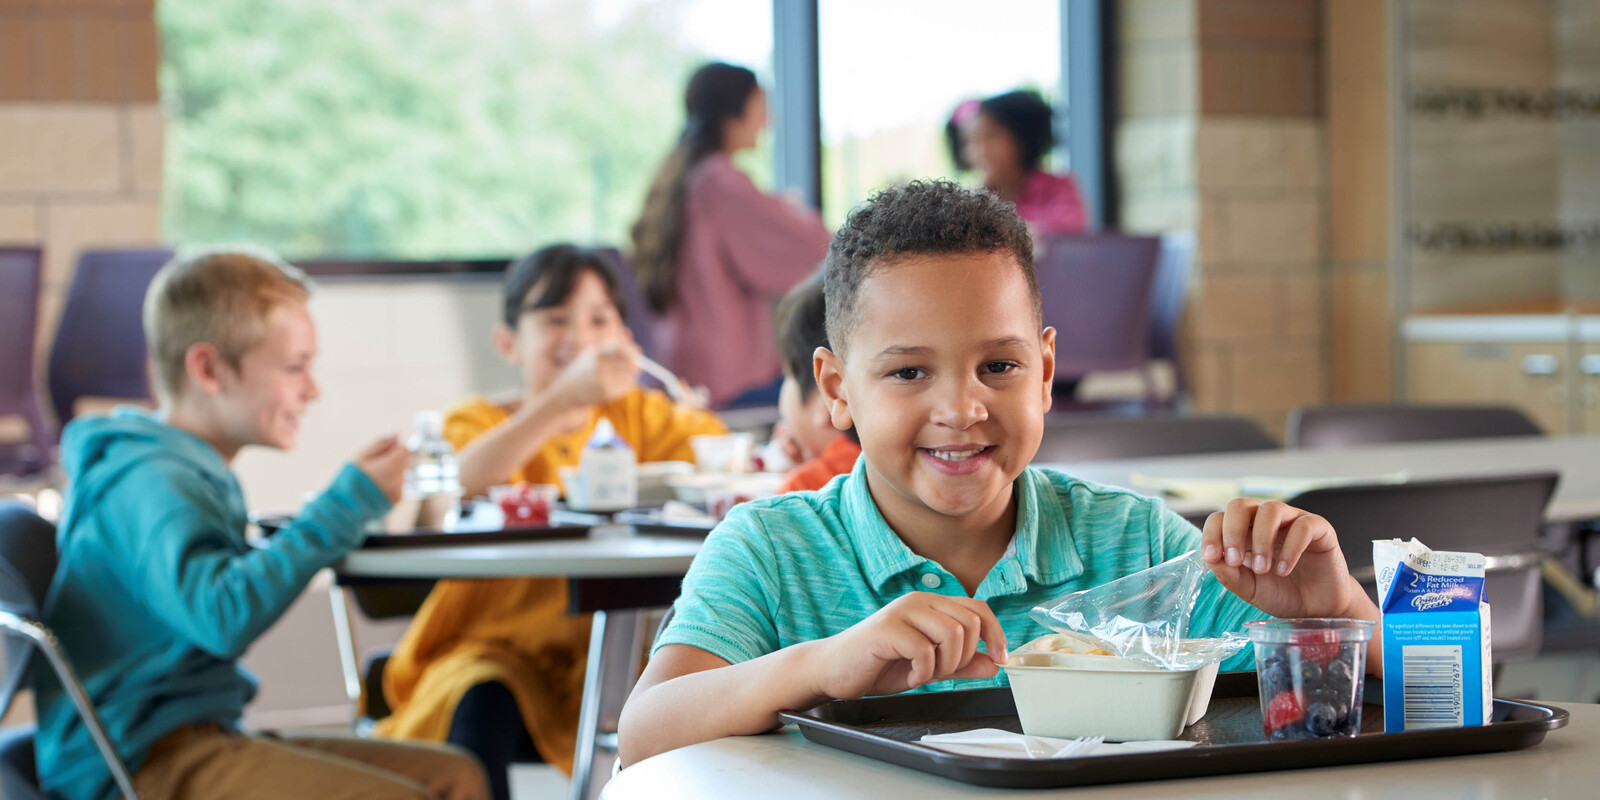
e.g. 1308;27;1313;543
952;99;980;127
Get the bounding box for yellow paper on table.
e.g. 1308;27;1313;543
1130;472;1409;504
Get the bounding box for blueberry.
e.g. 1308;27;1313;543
1306;702;1340;737
1326;658;1354;689
1262;659;1292;694
1296;658;1323;688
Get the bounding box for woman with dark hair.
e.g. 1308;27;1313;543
631;62;830;407
947;90;1090;236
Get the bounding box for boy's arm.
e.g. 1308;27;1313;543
127;462;389;659
619;592;1008;766
1199;499;1385;675
618;641;827;766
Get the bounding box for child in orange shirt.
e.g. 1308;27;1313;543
376;245;725;800
775;274;862;493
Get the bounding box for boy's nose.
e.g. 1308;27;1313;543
929;377;988;429
305;374;322;403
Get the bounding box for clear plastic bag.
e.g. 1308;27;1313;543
1028;550;1248;670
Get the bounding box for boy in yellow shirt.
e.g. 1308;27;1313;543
619;181;1381;764
377;245;724;800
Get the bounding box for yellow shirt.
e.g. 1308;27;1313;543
374;388;726;772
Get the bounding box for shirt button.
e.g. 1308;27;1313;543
920;573;942;590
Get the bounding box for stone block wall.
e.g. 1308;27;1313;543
0;0;165;389
1118;0;1328;438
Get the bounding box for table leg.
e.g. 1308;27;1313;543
571;608;648;800
328;583;362;712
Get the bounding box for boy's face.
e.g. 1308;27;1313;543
498;270;631;393
817;252;1054;525
778;373;838;463
215;302;321;451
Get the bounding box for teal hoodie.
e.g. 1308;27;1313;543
35;409;390;800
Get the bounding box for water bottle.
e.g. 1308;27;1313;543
403;411;461;528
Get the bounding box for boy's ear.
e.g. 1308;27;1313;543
813;346;854;432
183;342;228;396
491;323;519;365
1039;326;1058;414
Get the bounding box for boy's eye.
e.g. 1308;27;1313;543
984;361;1018;374
891;367;924;381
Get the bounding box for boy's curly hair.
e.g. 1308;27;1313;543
822;179;1039;353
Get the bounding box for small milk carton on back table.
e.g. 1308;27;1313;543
1372;538;1493;733
567;418;638;513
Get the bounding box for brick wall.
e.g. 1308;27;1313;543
1118;0;1328;438
0;0;164;385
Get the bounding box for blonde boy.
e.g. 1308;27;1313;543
619;182;1381;763
34;249;487;800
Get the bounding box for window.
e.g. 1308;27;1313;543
159;0;772;259
817;0;1061;227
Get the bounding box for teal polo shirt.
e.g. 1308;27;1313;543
656;458;1267;691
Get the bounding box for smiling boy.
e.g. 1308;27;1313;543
618;181;1381;764
35;249;487;800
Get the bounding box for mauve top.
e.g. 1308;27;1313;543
659;153;831;406
1005;170;1091;236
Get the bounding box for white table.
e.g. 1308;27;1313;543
602;703;1600;799
1041;435;1600;524
334;526;704;800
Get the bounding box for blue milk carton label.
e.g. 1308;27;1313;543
1373;539;1493;733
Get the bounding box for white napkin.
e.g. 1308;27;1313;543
658;500;717;525
919;728;1197;760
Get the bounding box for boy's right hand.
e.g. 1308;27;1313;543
353;434;409;503
551;342;641;410
807;593;1009;700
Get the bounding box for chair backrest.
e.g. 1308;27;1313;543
1033;414;1278;464
0;503;58;720
46;248;174;429
0;249;52;473
1289;472;1556;662
0;249;43;416
1286;404;1544;450
1148;233;1195;398
1035;234;1161;380
1289;472;1557;571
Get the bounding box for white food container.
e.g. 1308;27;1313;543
1004;652;1205;741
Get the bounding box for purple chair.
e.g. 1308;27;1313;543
1149;233;1195;407
593;247;668;370
0;248;52;478
1035;233;1162;403
46;248;173;431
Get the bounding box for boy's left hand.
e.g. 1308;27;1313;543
1200;499;1368;620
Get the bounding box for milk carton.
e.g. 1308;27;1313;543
566;418;637;512
1372;539;1493;733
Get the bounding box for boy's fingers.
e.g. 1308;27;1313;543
950;654;1001;680
951;596;1009;664
933;604;985;672
360;434;401;459
1221;498;1259;567
1277;514;1332;576
1201;512;1225;563
904;609;964;678
1249;501;1291;575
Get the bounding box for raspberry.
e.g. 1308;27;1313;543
1291;630;1340;666
1263;689;1304;735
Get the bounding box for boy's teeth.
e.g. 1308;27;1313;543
930;448;984;462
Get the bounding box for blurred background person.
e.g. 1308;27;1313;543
631;62;830;409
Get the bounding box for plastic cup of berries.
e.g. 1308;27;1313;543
1245;618;1373;741
489;483;558;528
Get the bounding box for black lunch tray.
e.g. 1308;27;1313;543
776;672;1568;790
610;507;718;537
252;512;594;548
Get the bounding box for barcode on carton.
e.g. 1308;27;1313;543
1402;645;1465;729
